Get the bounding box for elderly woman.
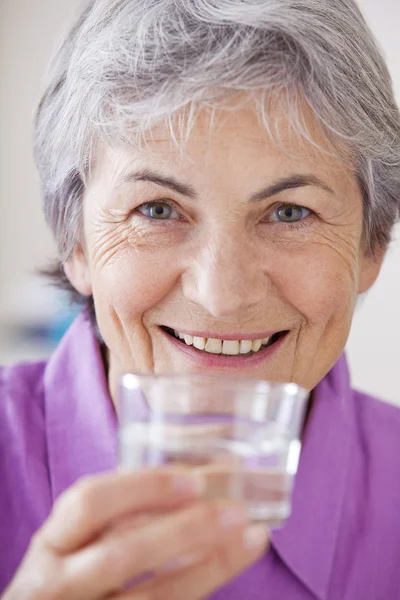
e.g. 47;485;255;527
2;0;400;598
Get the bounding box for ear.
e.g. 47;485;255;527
63;244;92;296
357;247;385;294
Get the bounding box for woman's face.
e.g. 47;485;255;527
66;100;383;396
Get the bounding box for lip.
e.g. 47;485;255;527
161;327;282;341
159;327;289;368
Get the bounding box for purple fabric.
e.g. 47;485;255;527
1;312;400;599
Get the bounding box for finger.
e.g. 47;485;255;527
62;501;248;598
40;469;204;554
114;524;270;600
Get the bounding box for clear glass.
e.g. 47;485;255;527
119;374;309;526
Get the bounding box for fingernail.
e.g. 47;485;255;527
243;524;269;551
171;473;205;497
218;506;247;530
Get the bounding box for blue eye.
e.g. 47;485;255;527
271;204;311;223
137;201;180;220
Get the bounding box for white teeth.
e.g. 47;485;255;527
239;340;253;354
205;338;222;354
174;331;274;355
193;336;206;350
222;340;240;356
252;339;262;352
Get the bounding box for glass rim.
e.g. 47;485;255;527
120;372;309;400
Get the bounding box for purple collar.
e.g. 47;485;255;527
44;312;118;499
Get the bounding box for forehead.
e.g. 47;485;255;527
93;97;355;192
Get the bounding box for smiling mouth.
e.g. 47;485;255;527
161;327;289;357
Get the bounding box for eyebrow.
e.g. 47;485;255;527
116;168;197;199
249;174;334;202
116;168;334;201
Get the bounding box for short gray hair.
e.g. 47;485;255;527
34;0;400;302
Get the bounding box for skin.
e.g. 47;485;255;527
5;97;384;599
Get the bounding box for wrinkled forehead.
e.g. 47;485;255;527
89;94;356;193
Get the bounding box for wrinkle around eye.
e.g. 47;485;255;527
91;222;133;269
309;230;359;271
91;216;183;268
274;225;359;274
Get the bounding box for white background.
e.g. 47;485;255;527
0;0;399;403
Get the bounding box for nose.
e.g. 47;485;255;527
182;233;267;319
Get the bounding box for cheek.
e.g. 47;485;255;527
89;241;181;320
269;243;358;325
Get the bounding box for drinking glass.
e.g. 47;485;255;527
119;373;309;526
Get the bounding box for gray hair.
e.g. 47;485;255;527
34;0;400;302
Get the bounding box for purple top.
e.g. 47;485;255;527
1;312;400;599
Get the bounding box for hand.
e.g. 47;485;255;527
3;470;269;600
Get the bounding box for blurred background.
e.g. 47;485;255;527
0;0;399;403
